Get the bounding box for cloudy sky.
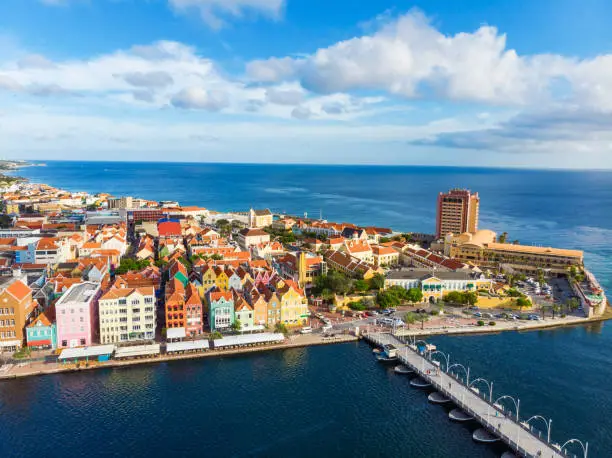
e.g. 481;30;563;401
2;0;612;168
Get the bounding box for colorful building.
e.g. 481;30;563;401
26;307;57;350
277;280;309;326
55;282;101;348
0;277;38;352
98;286;156;344
207;290;234;332
185;283;203;336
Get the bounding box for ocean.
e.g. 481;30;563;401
2;161;611;456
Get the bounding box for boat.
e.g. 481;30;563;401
372;348;382;354
449;408;474;422
472;428;499;443
428;392;451;404
394;365;413;374
376;344;399;363
376;353;398;363
409;377;432;388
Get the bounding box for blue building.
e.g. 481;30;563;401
26;308;57;350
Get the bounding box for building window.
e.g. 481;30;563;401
62;340;67;347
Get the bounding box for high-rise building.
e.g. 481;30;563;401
435;189;480;238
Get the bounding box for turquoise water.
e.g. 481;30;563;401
2;161;610;456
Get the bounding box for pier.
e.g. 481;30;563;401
364;332;583;458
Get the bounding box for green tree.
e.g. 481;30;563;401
498;232;508;243
348;301;366;311
274;322;289;336
210;331;223;340
353;279;370;293
415;312;429;330
403;312;417;330
230;320;242;332
370;273;386;290
516;296;531;310
552;304;561;319
406;287;423;303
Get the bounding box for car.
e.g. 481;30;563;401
468;306;479;311
473;312;482;317
388;308;397;313
322;324;333;332
300;326;313;334
370;310;380;316
483;313;493;318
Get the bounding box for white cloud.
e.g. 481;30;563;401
246;9;612;112
266;87;304;106
120;71;174;88
168;0;284;29
170;87;230;110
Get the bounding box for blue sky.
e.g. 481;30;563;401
1;0;612;168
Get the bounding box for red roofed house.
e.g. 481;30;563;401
185;283;203;336
158;220;183;239
372;245;400;267
0;278;38;352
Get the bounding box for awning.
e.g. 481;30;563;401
27;340;51;346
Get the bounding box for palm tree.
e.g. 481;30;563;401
416;312;429;330
552;304;561;319
404;312;417;330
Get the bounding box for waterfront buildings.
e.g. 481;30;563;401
0;277;37;352
385;269;492;303
55;282;101;349
436;188;480;238
208;290;235;332
26;307;57;349
445;230;584;274
98;286;156;344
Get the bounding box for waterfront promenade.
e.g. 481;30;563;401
364;332;565;458
0;333;357;381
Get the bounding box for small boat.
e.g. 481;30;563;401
472;428;499;443
449;408;474;422
428;392;451;404
394;365;413;374
376;354;398;363
376;344;398;363
410;377;432;388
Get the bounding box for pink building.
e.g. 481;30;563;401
55;282;101;348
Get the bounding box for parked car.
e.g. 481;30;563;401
322;324;333;332
473;312;482;317
300;326;313;334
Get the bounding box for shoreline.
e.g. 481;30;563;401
3;312;609;382
0;334;358;381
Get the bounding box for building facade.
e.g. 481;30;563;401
385;269;492;303
98;286;156;344
208;291;235;332
55;282;101;348
0;277;37;352
436;188;480;238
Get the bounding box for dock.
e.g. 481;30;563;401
364;332;567;458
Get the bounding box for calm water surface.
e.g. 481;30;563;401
2;161;610;456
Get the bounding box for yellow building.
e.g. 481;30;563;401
445;229;583;273
249;208;273;228
385;269;492;303
277;281;309;326
201;265;217;290
5;203;19;214
214;267;229;292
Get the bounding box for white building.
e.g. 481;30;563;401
236;228;270;250
98;286;156;344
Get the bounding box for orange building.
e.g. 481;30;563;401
0;278;38;352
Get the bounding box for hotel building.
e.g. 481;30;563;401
436;189;480;238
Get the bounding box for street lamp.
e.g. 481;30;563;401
494;395;520;447
561;439;588;458
448;363;470;385
525;415;552;444
469;378;493;419
429;350;450;373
